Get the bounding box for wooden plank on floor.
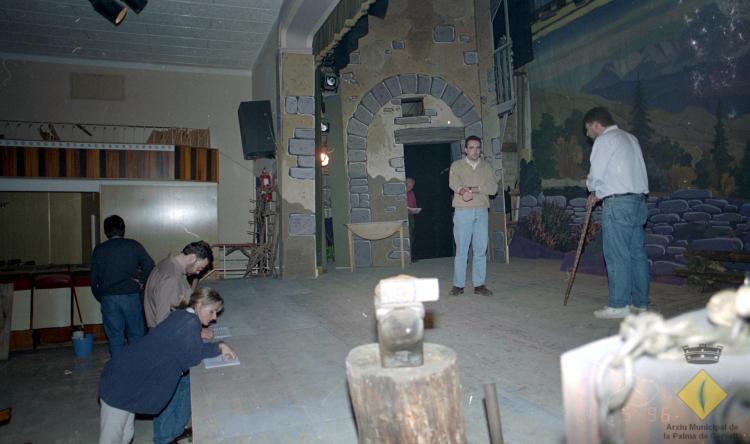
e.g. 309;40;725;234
1;283;13;361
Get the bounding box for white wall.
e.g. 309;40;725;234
251;21;281;177
0;57;255;244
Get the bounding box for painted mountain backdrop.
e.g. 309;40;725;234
581;2;749;117
527;0;750;196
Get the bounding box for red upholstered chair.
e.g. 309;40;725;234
72;271;91;288
0;275;32;291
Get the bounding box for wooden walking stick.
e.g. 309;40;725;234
563;198;594;305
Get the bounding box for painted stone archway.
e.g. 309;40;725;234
345;73;482;266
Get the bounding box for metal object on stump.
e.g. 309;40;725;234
346;275;466;443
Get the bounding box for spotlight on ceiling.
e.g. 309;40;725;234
122;0;148;14
320;120;330;134
89;0;128;26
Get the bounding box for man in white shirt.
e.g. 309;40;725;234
584;107;650;319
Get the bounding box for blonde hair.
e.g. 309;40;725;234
175;287;223;311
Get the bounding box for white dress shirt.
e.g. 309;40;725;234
586;125;649;199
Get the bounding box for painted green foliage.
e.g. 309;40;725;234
530;110;589;180
531;114;562;179
519;159;541;197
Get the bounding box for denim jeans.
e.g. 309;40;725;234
453;208;489;288
100;293;146;356
602;194;650;308
153;374;191;444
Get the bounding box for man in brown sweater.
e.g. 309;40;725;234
448;136;498;296
143;240;213;444
144;241;213;328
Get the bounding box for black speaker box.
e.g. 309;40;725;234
238;100;276;160
492;0;534;68
509;0;534;68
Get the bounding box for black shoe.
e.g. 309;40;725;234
169;427;192;443
473;285;493;296
449;286;464;296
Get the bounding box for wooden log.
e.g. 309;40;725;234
1;283;13;361
346;343;466;443
483;383;504;444
673;268;745;284
683;250;750;263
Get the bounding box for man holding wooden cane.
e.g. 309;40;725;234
584;107;650;319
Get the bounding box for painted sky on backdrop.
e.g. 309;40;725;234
528;0;749;116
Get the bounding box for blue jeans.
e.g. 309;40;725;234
453;208;489;288
100;293;146;356
153;374;191;444
602;194;650;308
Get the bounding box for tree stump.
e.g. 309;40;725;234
346;343;466;443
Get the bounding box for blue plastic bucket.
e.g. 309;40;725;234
72;333;95;358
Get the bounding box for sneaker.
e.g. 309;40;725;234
473;285;493;296
629;305;648;314
593;306;630;319
449;286;464;296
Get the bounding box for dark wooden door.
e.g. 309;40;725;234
404;143;454;260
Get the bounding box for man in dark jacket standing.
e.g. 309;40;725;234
91;215;154;355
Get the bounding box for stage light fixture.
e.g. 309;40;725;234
90;0;128;26
320;67;339;93
122;0;148;13
324;74;338;89
320;120;329;133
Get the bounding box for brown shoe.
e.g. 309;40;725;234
449;286;464;296
474;285;493;296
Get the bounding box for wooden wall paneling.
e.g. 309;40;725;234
23;148;39;176
159;150;174;180
65;149;81;178
124;150;142;178
0;148;18;176
209;149;218;182
2;146;214;181
105;150;119;178
145;150;172;180
57;148;66;177
43;148;60;177
144;150;156;179
195;147;208;181
175;145;192;180
85;150;99;178
173;145;182;179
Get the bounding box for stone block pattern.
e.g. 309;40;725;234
288;213;316;236
517;190;750;278
433;25;455;43
288;127;316;180
345;74;481;267
285;96;315;115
